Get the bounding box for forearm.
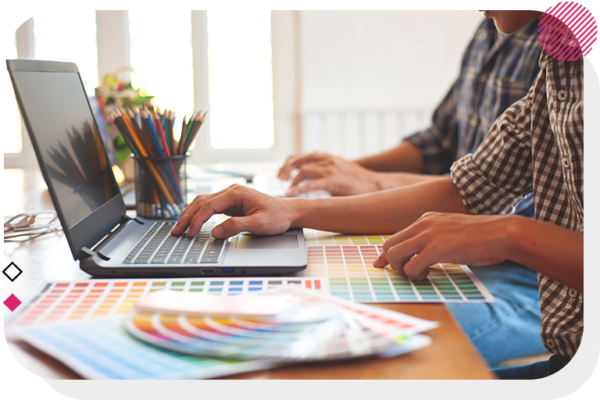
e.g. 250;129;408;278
355;141;425;173
288;177;468;234
373;172;449;191
503;217;583;292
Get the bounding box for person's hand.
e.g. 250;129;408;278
278;152;333;180
278;153;380;196
171;184;296;238
373;212;514;281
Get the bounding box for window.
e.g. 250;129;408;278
4;12;98;162
4;11;293;165
34;10;98;95
207;10;274;149
3;33;21;154
129;10;194;121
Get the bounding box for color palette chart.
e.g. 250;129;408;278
304;228;391;245
8;277;327;329
299;245;494;303
16;318;275;379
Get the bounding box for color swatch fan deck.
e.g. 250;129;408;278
125;286;435;361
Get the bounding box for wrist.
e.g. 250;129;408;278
285;198;311;229
353;158;370;169
373;172;391;191
499;215;533;260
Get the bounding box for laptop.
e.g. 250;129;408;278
7;59;307;278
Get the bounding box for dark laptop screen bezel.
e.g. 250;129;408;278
7;59;126;261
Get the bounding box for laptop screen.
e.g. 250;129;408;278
9;60;129;260
11;70;120;229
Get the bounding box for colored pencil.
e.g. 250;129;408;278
183;111;197;149
113;110;178;209
110;103;206;218
168;111;176;155
152;109;182;195
143;108;184;204
183;111;207;154
141;108;165;156
177;116;187;156
162;109;172;153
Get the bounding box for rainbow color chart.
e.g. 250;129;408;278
299;245;494;303
304;228;391;245
16;318;276;379
8;277;327;329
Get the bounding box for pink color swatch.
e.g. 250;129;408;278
539;2;597;61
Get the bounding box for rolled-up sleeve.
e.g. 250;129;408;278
450;89;535;215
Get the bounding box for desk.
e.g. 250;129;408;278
3;168;495;379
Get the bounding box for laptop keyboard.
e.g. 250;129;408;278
123;221;226;265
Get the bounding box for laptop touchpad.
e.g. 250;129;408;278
235;233;298;249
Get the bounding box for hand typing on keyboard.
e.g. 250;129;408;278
278;152;382;196
125;221;226;265
172;184;297;239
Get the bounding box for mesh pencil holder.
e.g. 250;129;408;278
132;154;187;219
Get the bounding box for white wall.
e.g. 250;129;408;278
296;11;484;158
300;11;484;112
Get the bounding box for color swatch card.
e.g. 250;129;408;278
7;277;328;331
299;245;494;303
304;228;391;246
256;286;439;338
16;318;276;379
124;286;436;362
126;309;400;362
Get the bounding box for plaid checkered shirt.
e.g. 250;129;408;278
450;51;584;358
405;18;542;174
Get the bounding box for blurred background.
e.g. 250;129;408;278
3;10;482;169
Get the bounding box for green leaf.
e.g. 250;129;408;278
115;146;132;163
114;134;126;147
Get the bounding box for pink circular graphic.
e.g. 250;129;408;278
539;2;597;61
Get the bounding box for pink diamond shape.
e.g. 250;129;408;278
3;294;22;312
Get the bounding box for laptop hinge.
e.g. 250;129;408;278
81;247;111;261
87;214;137;259
122;214;144;225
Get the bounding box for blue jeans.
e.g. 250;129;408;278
493;354;570;379
446;260;547;367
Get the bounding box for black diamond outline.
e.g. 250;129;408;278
3;262;23;282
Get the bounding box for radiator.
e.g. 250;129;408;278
300;108;432;160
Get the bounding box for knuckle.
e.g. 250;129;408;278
423;211;441;219
189;214;203;228
383;240;392;253
388;259;403;273
227;218;239;231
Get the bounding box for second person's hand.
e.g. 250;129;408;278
171;184;297;239
285;156;381;197
373;212;512;280
278;152;332;180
